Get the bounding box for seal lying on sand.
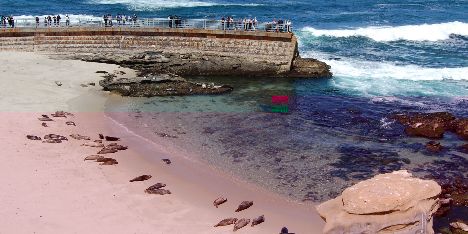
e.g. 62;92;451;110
97;148;118;154
233;218;250;231
130;175;152;182
84;155;105;161
235;201;253;212
41;123;48;127
66;121;76;126
106;143;128;150
213;197;228;208
99;134;104;139
96;157;118;165
38;117;53;121
44;134;68;141
251;215;265;227
70;134;91;140
81;141;104;147
145;188;171;195
26;135;41;140
214;218;237;227
43;139;62;143
145;183;170;194
105;136;120;141
162;158;172;165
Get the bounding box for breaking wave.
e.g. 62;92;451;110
302;21;468;42
87;0;263;11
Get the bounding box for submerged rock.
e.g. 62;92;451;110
317;170;441;234
99;73;233;97
393;112;456;139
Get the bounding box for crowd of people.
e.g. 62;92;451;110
1;16;15;28
103;14;138;27
220;16;291;32
0;14;292;32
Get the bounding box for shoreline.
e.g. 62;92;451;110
0;51;324;233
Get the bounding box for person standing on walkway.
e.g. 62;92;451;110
35;17;40;28
65;15;70;27
56;15;61;26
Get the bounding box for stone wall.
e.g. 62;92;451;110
0;28;331;78
0;28;296;73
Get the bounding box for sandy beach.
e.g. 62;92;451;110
0;52;324;233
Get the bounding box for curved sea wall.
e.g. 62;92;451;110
0;28;331;78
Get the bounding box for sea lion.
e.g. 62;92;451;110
233;218;250;231
84;155;105;161
99;134;104;139
66;121;76;126
69;134;90;140
213;197;228;208
162;159;171;165
41;122;48;127
105;136;120;141
251;215;265;227
145;188;171;195
81;142;104;147
129;175;152;182
97;148;118;154
235;201;253;212
26;135;41;140
214;218;237;227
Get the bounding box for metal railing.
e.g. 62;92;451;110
0;17;293;33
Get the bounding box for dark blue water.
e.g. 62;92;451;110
4;0;467;230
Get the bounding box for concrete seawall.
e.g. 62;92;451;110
0;28;331;78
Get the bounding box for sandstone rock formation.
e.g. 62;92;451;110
317;170;441;234
393;112;468;140
99;73;233;97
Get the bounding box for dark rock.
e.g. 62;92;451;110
426;141;443;153
459;144;468;154
393;112;456;139
287;57;332;78
450;118;468;140
99;73;233;97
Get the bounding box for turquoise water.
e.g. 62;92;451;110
4;0;467;229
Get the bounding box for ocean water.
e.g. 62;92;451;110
4;0;467;229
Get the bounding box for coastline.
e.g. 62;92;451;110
0;51;324;233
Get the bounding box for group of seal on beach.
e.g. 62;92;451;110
213;198;264;231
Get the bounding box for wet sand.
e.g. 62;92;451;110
0;52;324;233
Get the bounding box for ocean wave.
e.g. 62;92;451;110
301;21;468;42
87;0;263;11
317;56;468;81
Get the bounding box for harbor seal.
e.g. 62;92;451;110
213;197;227;208
105;136;120;141
96;157;118;165
97;148;118;154
41;122;48;127
214;218;237;227
66;121;76;126
43;139;62;143
44;134;68;141
233;218;250;231
84;155;105;161
99;134;104;139
81;142;105;147
129;175;152;182
251;215;265;227
105;143;128;151
26;135;41;140
146;183;166;191
162;158;172;165
235;201;253;212
70;134;91;140
38;117;53;121
145;188;171;195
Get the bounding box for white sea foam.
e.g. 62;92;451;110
302;21;468;42
87;0;262;11
12;14;102;23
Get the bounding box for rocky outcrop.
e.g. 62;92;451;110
393;112;468;140
317;170;441;234
75;50;332;79
99;73;233;97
